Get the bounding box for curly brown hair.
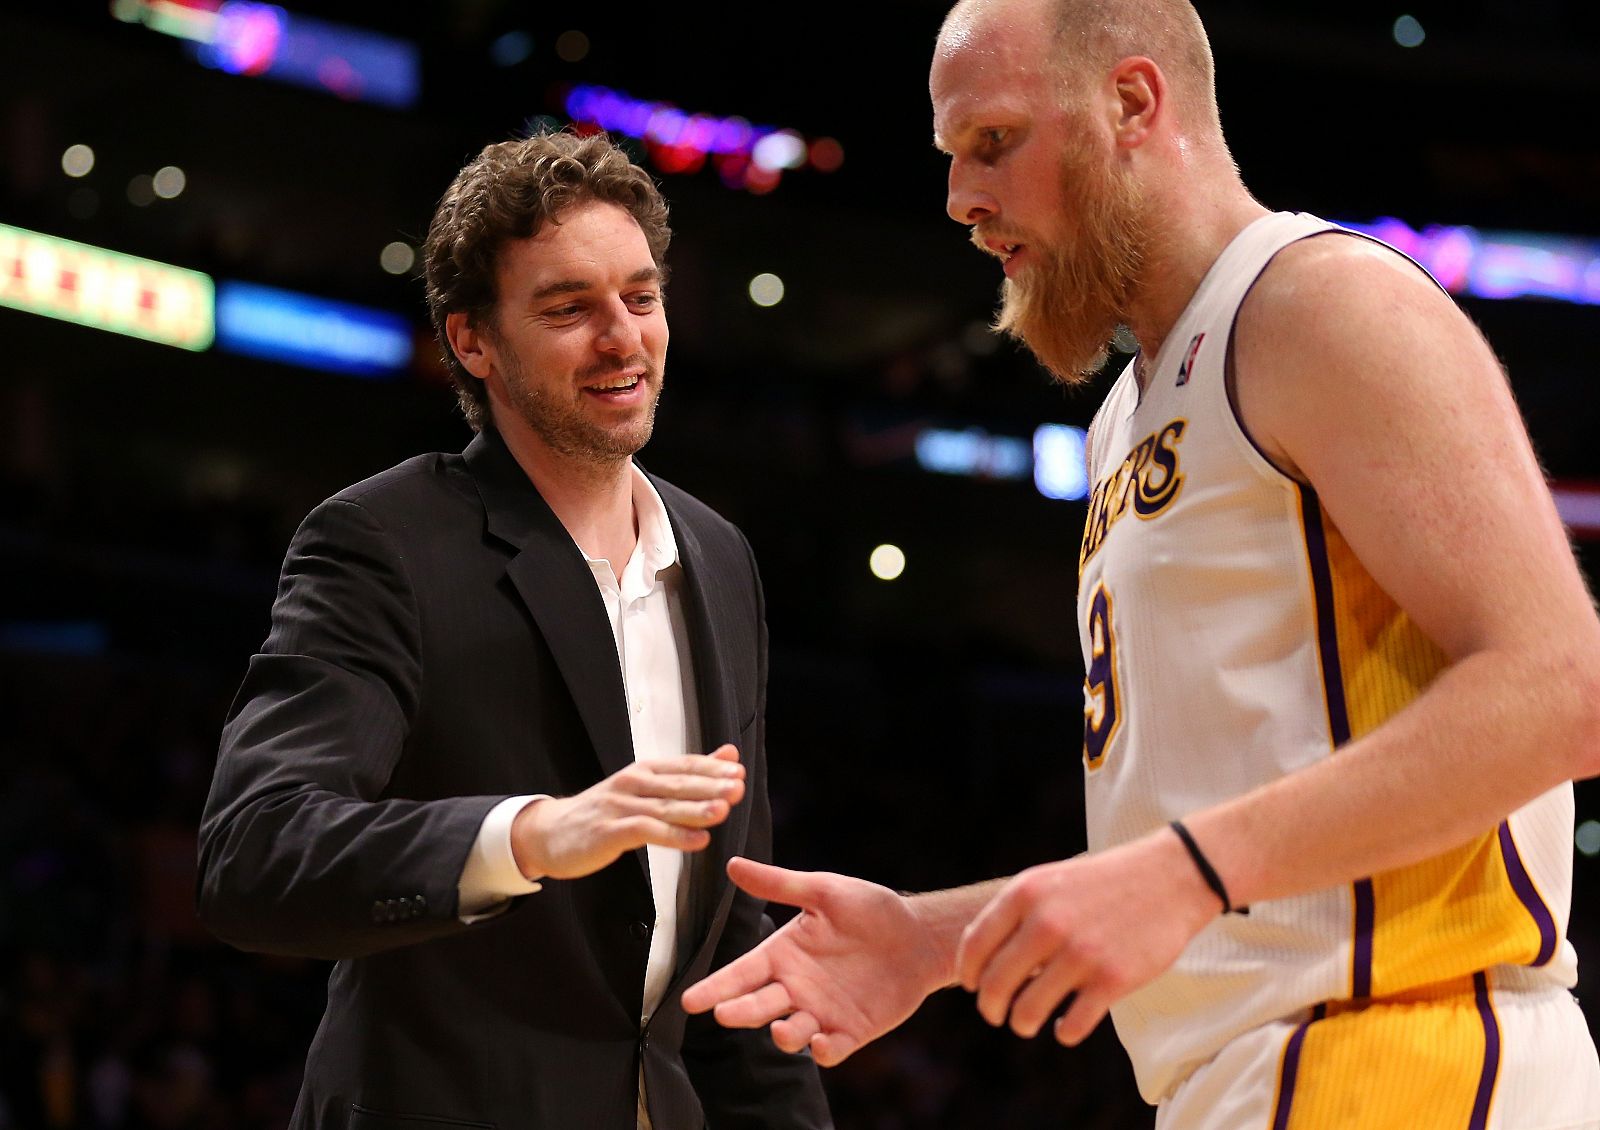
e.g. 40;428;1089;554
423;130;672;431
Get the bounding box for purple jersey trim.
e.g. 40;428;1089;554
1298;487;1374;998
1296;487;1351;747
1497;821;1559;966
1271;1004;1325;1130
1469;971;1502;1130
1351;880;1375;999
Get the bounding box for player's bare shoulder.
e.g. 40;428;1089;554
1232;230;1496;478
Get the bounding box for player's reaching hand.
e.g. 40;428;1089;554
956;827;1222;1046
681;858;958;1067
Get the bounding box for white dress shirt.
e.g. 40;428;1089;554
455;463;701;1127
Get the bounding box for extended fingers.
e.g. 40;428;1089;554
1053;986;1113;1047
681;948;774;1014
1005;956;1080;1038
972;925;1058;1027
771;1009;820;1054
955;887;1024;991
711;981;795;1029
626;770;746;805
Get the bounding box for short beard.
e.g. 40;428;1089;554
988;135;1147;385
499;346;662;468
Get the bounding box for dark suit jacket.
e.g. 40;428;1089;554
197;427;831;1130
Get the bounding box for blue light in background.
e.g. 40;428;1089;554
915;428;1033;481
1033;424;1089;501
0;621;109;658
912;424;1089;501
194;1;419;109
215;281;412;377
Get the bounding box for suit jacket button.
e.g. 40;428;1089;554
630;920;650;941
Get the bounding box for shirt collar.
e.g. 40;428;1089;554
629;462;680;576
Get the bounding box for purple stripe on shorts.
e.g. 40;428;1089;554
1271;1004;1325;1130
1497;821;1559;966
1469;971;1502;1130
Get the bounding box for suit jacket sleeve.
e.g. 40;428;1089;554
681;533;834;1129
197;496;506;960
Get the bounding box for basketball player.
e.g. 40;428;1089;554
681;0;1600;1125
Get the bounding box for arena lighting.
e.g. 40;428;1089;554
214;281;412;377
112;0;420;109
869;545;907;582
1340;218;1600;307
1552;484;1600;542
0;222;214;350
563;84;844;194
915;427;1033;482
1034;424;1091;502
747;273;785;307
911;424;1091;501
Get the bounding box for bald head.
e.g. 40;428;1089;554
940;0;1221;139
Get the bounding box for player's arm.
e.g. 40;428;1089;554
1195;234;1600;904
958;234;1600;1045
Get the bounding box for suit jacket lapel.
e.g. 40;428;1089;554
463;428;639;784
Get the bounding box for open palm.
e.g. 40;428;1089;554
681;858;953;1066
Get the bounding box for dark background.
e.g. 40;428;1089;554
2;1;1599;1126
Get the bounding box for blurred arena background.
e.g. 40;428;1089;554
3;1;1599;1126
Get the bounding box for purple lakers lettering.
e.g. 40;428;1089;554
1078;419;1187;571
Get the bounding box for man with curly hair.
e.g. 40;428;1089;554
198;130;832;1130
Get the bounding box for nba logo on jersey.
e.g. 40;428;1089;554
1176;333;1206;387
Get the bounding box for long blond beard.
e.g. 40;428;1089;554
992;141;1147;385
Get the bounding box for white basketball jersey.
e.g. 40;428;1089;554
1076;211;1578;1103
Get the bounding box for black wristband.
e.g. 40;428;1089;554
1169;820;1232;914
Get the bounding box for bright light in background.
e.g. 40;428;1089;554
215;281;412;376
563;84;843;195
870;544;906;582
380;241;416;275
491;29;533;66
1393;14;1425;48
62;144;95;178
752;130;807;172
1577;820;1600;858
748;273;785;307
555;29;589;62
916;428;1031;481
0;222;215;351
152;165;187;199
1340;216;1600;306
1034;424;1090;501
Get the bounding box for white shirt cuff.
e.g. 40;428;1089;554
457;794;547;923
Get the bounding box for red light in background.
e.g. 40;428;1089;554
651;142;707;176
744;164;781;195
809;137;844;173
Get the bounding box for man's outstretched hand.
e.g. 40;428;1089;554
680;858;956;1067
